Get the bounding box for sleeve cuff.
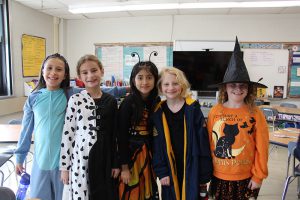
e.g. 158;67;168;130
251;176;263;185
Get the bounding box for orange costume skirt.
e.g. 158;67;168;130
119;142;159;200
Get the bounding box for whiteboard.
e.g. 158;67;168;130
243;49;289;98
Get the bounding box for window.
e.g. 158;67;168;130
0;0;11;96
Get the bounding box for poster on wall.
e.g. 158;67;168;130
22;34;46;77
273;86;284;98
257;88;267;98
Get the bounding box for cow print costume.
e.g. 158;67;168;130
60;90;118;200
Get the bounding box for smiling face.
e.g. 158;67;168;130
160;72;182;101
78;60;104;90
134;69;155;99
226;82;248;104
42;58;66;90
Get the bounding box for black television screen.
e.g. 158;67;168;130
173;51;235;95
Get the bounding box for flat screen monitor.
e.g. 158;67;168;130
173;51;236;96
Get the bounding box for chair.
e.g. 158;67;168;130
282;142;300;200
8;119;22;125
0;187;15;200
260;107;279;131
254;100;264;106
0;154;14;186
280;103;298;108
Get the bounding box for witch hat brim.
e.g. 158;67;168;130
208;37;267;89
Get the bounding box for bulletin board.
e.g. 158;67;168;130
290;51;300;97
22;34;46;77
95;42;173;82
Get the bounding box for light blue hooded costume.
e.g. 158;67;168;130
15;86;126;200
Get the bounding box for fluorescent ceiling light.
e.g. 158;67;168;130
69;1;300;14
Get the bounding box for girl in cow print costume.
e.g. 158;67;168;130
60;54;120;200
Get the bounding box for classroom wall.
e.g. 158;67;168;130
2;2;300;115
63;14;300;77
0;1;54;116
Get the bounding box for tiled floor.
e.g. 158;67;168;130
0;112;299;199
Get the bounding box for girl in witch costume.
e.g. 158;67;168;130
60;55;119;200
118;52;160;200
207;37;269;200
151;67;212;200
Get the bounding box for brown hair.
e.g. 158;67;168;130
76;54;103;75
218;83;257;111
33;53;70;96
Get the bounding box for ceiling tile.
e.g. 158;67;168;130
229;7;283;15
14;0;300;19
129;9;178;16
83;11;132;19
280;7;300;14
179;8;230;15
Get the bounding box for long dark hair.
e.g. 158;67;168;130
33;53;70;97
129;61;159;127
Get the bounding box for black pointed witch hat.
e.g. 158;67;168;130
209;37;267;88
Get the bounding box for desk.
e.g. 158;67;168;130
269;128;300;147
260;105;300;122
0;124;22;143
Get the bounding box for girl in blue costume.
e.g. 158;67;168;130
14;53;80;200
152;67;212;200
118;54;160;200
14;53;127;200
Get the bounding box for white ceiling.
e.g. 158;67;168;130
14;0;300;20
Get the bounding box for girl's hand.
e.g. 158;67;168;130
248;179;261;190
15;164;24;175
121;169;131;184
111;168;120;178
160;176;170;186
61;170;69;185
